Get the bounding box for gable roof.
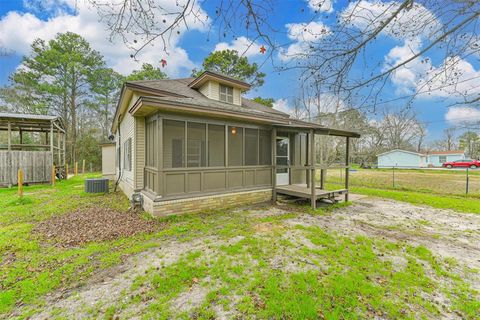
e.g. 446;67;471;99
188;70;251;90
123;77;289;119
112;76;360;138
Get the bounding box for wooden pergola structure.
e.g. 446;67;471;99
0;113;66;186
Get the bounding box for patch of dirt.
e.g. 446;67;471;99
172;282;209;313
33;208;164;247
252;222;284;233
29;238;216;320
284;196;480;285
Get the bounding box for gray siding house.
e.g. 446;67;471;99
112;71;359;216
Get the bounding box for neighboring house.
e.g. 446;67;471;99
377;149;465;168
111;71;360;216
377;149;426;168
425;150;466;167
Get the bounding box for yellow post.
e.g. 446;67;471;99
82;159;85;174
18;168;23;198
51;165;56;186
74;162;78;176
65;163;69;178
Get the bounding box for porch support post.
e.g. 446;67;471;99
345;137;350;202
319;135;324;189
7;121;11;151
50;122;54;153
306;133;310;188
7;121;11;187
272;127;277;203
310;129;316;210
57;129;61;167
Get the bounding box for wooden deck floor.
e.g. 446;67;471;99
276;184;347;200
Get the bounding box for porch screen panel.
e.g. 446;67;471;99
163;120;185;168
228;126;243;166
208;124;225;167
187;122;206;167
145;118;157;168
259;130;271;165
245;128;258;165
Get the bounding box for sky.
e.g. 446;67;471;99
1;0;479;144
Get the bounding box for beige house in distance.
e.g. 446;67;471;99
112;71;360;216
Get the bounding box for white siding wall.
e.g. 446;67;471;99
198;80;241;105
233;87;241;106
199;81;210;98
135;117;145;189
101;145;116;179
377;151;422;168
116;93;139;194
209;81;220;100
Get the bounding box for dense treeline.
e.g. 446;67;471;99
0;32;167;170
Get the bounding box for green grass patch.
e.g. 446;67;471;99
327;183;480;214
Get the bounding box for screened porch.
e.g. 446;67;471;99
141;113;358;209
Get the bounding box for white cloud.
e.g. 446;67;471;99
385;41;480;99
306;0;334;13
418;56;480;99
341;0;440;40
445;107;480;125
272;98;292;114
383;38;431;94
214;36;262;58
280;21;330;61
0;0;208;76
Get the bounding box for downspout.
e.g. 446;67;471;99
114;117;122;192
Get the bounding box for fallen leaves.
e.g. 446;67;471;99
33;208;164;247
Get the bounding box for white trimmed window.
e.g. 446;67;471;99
123;138;132;171
219;84;233;103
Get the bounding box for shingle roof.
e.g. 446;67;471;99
121;77;360;138
125;78;289;120
0;112;59;121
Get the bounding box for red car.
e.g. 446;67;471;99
443;159;480;169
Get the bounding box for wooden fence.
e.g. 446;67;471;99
0;151;53;186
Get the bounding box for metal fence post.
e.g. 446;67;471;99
392;166;395;188
466;168;469;195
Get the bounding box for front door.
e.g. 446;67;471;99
276;136;289;185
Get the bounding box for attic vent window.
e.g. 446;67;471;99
219;84;233;103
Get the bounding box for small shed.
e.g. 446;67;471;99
101;142;116;180
0;113;66;186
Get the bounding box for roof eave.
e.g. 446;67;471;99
129;96;289;125
188;71;251;90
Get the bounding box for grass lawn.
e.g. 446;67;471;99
1;176;479;319
326;167;480;197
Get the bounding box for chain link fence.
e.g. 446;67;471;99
326;166;480;196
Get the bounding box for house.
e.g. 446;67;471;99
377;149;465;168
0;113;66;186
425;150;466;167
111;71;360;216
